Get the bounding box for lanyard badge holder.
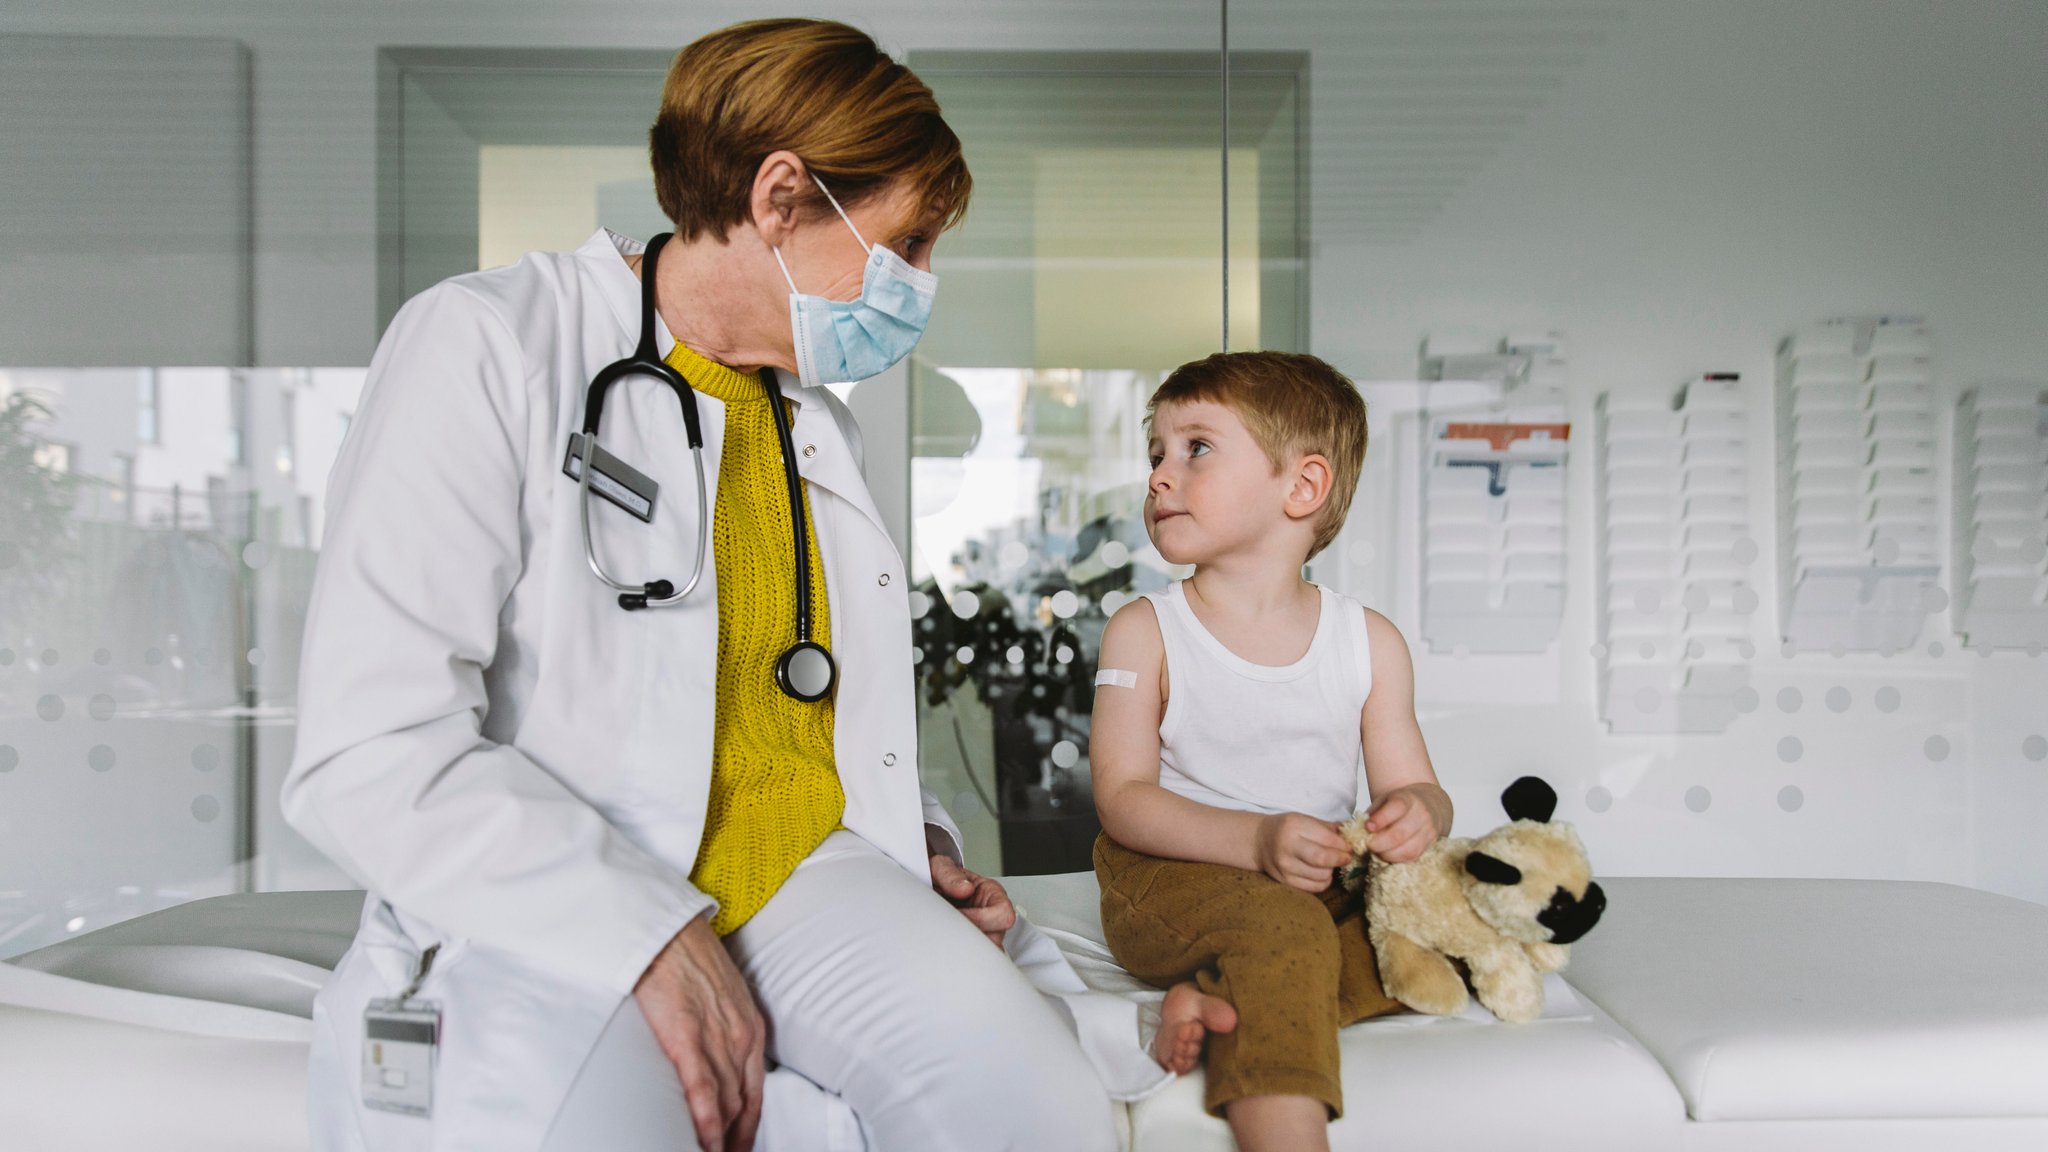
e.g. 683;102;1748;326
363;944;442;1117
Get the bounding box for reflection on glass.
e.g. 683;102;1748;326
0;368;363;957
909;366;1175;875
383;49;672;326
905;51;1305;875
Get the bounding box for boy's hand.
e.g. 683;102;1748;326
1254;812;1352;892
1364;787;1443;864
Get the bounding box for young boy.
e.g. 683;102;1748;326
1092;350;1453;1152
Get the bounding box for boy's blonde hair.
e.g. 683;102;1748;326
1148;351;1369;561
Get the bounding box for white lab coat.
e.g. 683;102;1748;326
284;229;1162;1152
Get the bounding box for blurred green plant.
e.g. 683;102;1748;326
0;391;81;636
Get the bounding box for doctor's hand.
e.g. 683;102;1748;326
633;913;765;1152
930;854;1016;947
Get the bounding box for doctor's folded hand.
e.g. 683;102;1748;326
634;914;768;1152
929;853;1018;946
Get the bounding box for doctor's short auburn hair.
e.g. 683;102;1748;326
650;19;972;243
1148;351;1370;562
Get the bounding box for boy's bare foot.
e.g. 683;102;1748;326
1154;982;1237;1073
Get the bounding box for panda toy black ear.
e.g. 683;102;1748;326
1501;776;1557;823
1465;851;1523;886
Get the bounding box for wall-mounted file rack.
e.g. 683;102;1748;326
1951;381;2048;648
1592;377;1754;734
1773;317;1941;652
1420;416;1571;654
1419;329;1568;397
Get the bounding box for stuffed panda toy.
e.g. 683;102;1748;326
1338;776;1606;1024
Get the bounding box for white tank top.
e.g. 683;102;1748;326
1143;580;1374;823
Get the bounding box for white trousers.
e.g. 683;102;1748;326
538;830;1121;1152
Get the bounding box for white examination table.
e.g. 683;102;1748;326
4;877;2046;1151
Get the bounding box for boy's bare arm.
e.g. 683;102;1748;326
1358;607;1453;863
1091;599;1266;870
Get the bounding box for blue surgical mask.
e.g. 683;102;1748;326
773;175;938;387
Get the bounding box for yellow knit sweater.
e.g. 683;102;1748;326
666;342;844;936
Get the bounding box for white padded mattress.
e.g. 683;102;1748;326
9;875;2047;1151
1563;877;2048;1122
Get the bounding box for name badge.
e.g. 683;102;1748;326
563;433;660;522
363;998;440;1117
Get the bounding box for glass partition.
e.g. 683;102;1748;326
381;48;674;330
0;368;363;956
900;51;1306;874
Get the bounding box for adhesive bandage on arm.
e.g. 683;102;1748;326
1094;669;1139;689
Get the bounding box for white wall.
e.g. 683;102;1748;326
1271;0;2048;901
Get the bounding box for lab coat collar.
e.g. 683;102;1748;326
581;228;826;414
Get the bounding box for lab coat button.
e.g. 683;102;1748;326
802;444;817;458
882;752;896;766
878;573;891;586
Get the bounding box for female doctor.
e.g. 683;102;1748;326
282;19;1156;1152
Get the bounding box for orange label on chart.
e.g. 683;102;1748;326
1440;422;1572;451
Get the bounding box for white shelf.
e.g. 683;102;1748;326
1593;375;1756;734
1773;316;1944;652
1951;382;2048;648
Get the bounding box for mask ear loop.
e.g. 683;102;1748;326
770;171;873;292
771;245;802;294
809;173;871;252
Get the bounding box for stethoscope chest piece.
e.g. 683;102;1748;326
777;641;837;703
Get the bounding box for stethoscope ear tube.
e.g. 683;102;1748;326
578;232;711;612
584;234;703;448
574;232;834;700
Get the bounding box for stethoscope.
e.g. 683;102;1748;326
568;231;837;703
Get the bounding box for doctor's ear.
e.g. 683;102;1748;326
1283;454;1334;523
750;150;813;247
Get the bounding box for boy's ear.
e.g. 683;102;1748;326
1284;454;1334;523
